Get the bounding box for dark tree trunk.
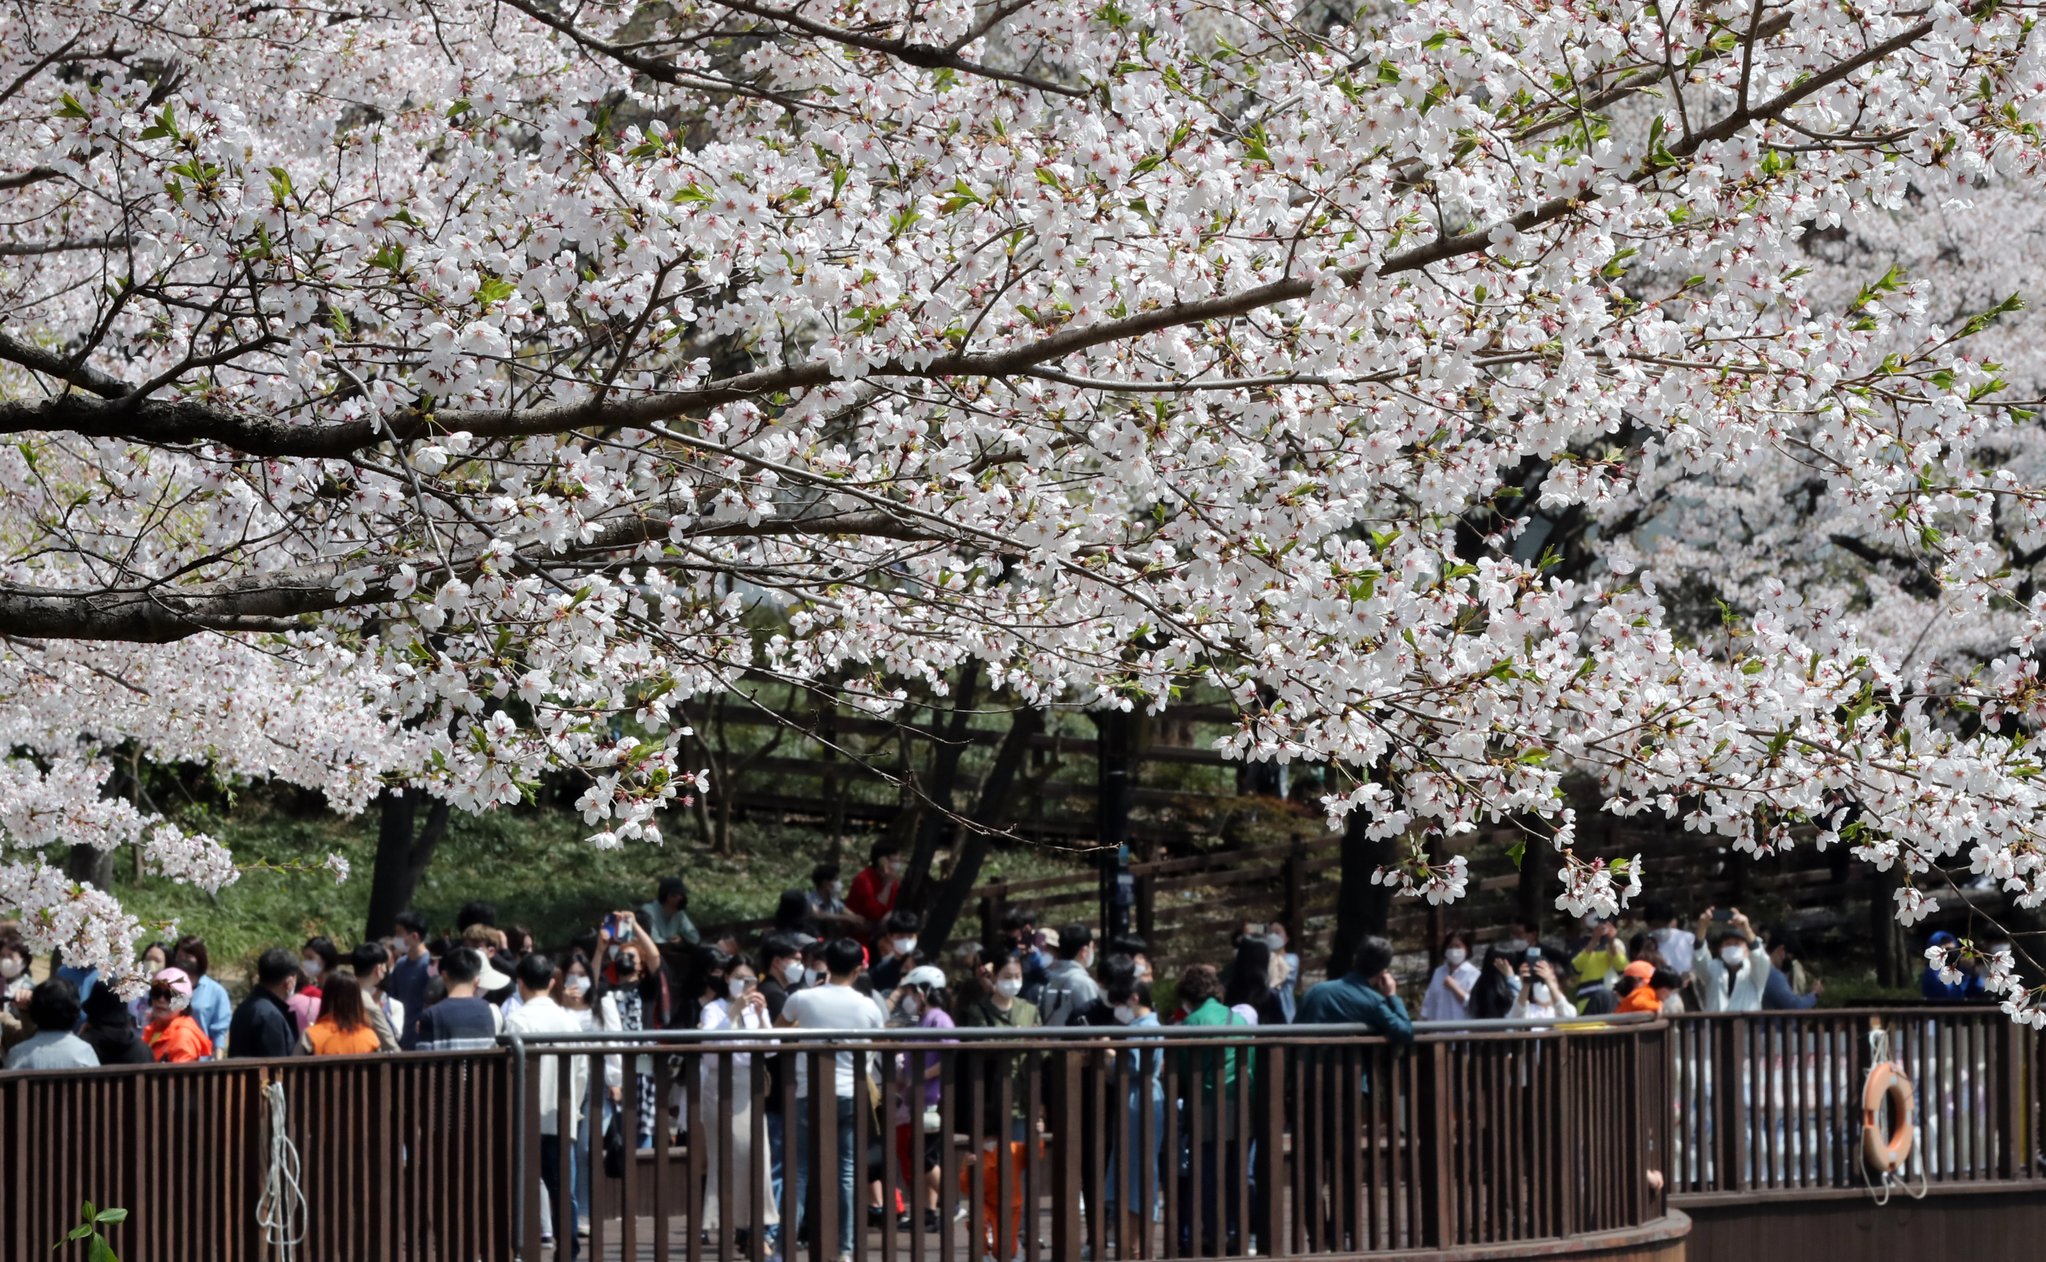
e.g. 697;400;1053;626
364;788;452;939
1095;709;1137;941
917;707;1045;955
65;843;115;891
900;663;983;913
1332;803;1399;978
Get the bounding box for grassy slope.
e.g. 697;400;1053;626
112;803;1084;977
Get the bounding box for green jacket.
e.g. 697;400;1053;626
1176;997;1245;1108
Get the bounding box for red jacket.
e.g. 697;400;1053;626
846;865;898;925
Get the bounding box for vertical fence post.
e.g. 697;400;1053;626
2003;1015;2029;1180
1418;1040;1456;1249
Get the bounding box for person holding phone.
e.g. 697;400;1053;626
696;947;775;1247
594;909;665;1147
1690;907;1771;1012
1509;953;1577;1020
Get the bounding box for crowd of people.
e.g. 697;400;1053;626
0;839;2002;1259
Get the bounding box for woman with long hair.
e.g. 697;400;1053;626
1466;947;1522;1020
289;935;342;1034
1422;929;1480;1022
300;971;384;1055
695;947;776;1248
1224;937;1286;1026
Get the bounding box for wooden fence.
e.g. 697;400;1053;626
0;1050;510;1260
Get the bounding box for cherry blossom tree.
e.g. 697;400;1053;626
5;0;2046;1014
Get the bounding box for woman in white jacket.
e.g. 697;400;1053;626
1421;930;1481;1022
697;950;777;1246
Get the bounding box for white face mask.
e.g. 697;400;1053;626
1264;933;1286;952
302;958;323;978
781;959;805;984
804;967;823;986
607;945;621;960
0;958;21;980
1721;946;1748;968
893;937;918;957
1112;1004;1136;1025
1443;947;1467;967
1531;983;1552;1006
995;978;1023;998
899;994;922;1017
563;975;591;997
728;976;752;999
1504;938;1529;954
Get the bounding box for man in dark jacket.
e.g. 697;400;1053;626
227;947;300;1058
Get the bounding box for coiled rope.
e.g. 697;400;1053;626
255;1078;308;1258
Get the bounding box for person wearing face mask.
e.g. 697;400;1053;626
871;910;922;991
348;942;404;1051
124;942;168;1031
1690;908;1771;1013
1261;924;1302;1023
142;968;215;1063
751;935;805;1227
1039;922;1102;1028
228;948;302;1059
807;862;860;932
172;935;232;1052
384;910;436;1050
0;939;33;1056
289;935;342;1035
594;910;666;1147
846;840;904;932
885;964;955;1232
958;951;1039;1261
1422;930;1480;1022
556;950;617;1242
693;948;776;1247
1507;955;1577;1021
1104;975;1164;1250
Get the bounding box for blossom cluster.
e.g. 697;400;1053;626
1;0;2045;1009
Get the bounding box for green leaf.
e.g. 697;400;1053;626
89;1237;118;1262
95;1209;128;1225
139;104;177;141
56;92;89;120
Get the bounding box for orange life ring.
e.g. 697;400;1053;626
1861;1061;1914;1174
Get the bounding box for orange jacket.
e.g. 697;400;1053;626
1617;985;1663;1015
145;1012;214;1063
305;1017;382;1056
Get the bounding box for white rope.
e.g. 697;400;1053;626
1859;1027;1929;1205
256;1079;308;1259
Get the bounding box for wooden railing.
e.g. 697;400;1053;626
503;1015;1674;1261
0;1049;511;1260
9;1009;2033;1261
1666;1008;2040;1203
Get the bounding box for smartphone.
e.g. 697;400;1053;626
1525;946;1543;961
601;913;620;941
1711;908;1733;923
1244;922;1266;938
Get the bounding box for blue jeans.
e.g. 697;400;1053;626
793;1095;857;1256
767;1109;786;1209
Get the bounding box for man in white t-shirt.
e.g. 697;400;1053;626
780;937;883;1261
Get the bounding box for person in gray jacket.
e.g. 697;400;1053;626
1039;923;1102;1027
5;979;98;1070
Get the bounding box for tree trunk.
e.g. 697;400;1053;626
65;843;115;891
1331;803;1399;978
917;707;1045;955
900;663;983;912
363;788;452;939
1095;709;1137;941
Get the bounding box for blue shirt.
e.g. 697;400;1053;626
1295;972;1415;1046
1762;969;1819;1010
1921;966;1985;1002
189;975;232;1050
